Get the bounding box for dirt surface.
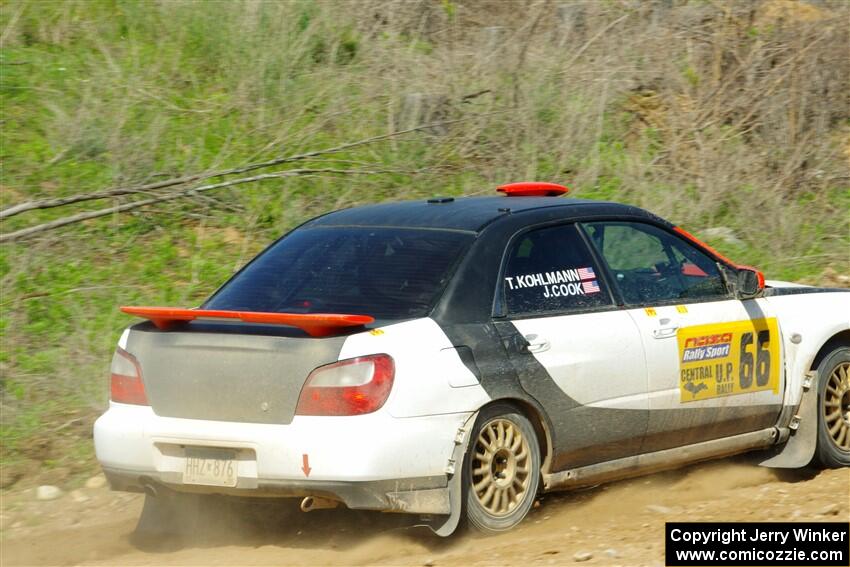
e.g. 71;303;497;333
2;455;848;567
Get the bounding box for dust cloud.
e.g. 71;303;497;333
3;455;847;566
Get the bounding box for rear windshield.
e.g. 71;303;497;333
204;227;473;320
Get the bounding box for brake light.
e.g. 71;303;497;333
110;347;148;405
295;354;394;416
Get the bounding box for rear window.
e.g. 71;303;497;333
204;227;473;320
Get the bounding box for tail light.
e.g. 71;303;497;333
295;354;394;416
110;347;148;405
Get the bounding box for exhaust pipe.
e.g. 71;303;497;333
300;496;339;512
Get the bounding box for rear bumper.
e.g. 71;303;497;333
94;403;469;513
102;466;449;512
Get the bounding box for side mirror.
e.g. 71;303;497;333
736;267;765;299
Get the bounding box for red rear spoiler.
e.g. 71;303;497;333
120;307;374;337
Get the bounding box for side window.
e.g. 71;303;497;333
503;224;613;316
582;222;728;305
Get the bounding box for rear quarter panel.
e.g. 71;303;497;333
338;318;491;418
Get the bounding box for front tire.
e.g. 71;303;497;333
464;403;541;534
814;347;850;468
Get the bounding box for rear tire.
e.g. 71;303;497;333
463;403;541;534
814;347;850;468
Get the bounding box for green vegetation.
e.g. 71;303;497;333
1;0;848;487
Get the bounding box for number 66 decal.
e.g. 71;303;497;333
678;318;780;402
739;330;771;389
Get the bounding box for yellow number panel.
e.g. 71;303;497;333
677;318;780;403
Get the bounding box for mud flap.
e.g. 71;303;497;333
760;372;818;468
421;411;478;537
132;488;206;549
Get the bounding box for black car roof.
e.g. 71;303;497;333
304;196;656;233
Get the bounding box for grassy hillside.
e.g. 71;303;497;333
1;0;848;488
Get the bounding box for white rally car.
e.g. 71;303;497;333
95;182;850;536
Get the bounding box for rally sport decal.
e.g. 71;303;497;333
677;317;780;402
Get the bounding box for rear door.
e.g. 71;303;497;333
493;223;649;471
581;221;784;453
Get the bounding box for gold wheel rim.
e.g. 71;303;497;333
823;361;850;452
471;418;531;517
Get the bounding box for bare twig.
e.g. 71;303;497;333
0;1;25;47
0;284;145;307
0;168;412;243
0;114;504;220
511;1;550;106
559;13;630;72
460;89;493;103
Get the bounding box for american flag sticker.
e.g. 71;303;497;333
582;280;601;294
577;266;596;280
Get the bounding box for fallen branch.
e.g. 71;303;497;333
0;284;143;307
0;168;407;243
0;114;499;220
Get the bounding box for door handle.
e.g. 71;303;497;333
524;334;551;353
652;317;679;339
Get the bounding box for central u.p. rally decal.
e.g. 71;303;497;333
677;318;780;403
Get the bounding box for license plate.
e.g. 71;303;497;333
183;448;237;487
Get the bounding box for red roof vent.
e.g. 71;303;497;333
497;182;569;197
